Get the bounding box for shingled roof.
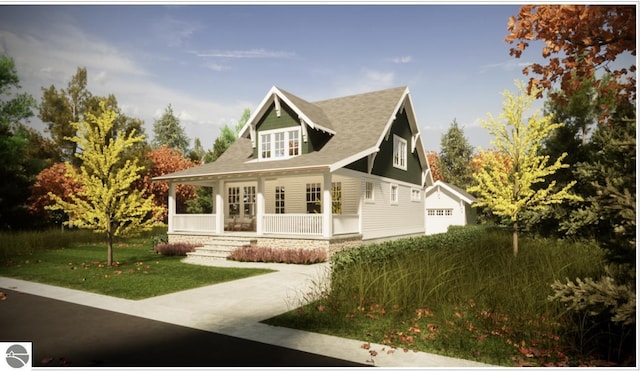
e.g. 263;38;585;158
154;86;426;182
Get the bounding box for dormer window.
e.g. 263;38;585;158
259;127;302;160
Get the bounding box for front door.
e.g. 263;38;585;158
225;183;256;232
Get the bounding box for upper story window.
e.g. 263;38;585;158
393;134;407;170
260;127;302;160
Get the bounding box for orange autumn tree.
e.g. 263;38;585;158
140;145;197;221
28;162;83;226
426;151;444;182
505;5;636;118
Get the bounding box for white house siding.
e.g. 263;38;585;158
262;174;359;215
424;187;465;235
360;175;425;240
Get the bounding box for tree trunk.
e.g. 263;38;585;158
107;231;114;266
513;221;519;257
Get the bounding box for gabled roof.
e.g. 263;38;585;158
425;180;477;204
155;86;429;183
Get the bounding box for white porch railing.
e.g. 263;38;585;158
333;214;360;235
171;214;217;233
263;214;323;236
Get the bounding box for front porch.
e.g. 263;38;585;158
170;213;360;236
166;169;362;242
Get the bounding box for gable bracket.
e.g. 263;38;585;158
411;132;420;153
273;94;282;117
250;125;257;148
368;152;378;174
300;118;308;143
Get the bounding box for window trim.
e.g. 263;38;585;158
390;183;399;205
364;181;375;203
259;127;302;161
411;188;422;202
393;134;408;171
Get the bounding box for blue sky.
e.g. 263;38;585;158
2;4;565;152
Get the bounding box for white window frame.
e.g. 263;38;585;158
427;208;453;216
411;188;422;202
364;181;375;203
390;183;399;205
259;127;302;161
393;134;407;170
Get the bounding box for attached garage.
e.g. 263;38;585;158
424;180;477;235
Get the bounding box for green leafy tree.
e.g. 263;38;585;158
152;104;189;154
188;137;206;163
467;81;582;256
47;101;162;265
437;119;474;188
39;67;91;163
0;55;57;229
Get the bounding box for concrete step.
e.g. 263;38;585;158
186;238;255;261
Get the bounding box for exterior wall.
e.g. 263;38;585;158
372;109;423;185
424;187;467;235
262;174;359;215
359;173;425;240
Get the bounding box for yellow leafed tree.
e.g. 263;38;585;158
48;101;162;265
467;81;582;256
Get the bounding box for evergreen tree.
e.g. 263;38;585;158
152;104;189;154
437;119;474;188
47;101;162;265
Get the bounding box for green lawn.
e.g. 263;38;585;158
0;240;274;300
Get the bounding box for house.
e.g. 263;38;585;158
153;86;434;254
424;180;477;235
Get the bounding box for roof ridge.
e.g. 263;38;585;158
312;85;408;104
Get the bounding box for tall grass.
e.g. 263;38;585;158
0;226;167;261
329;229;603;319
266;226;608;365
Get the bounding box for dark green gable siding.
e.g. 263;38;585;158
252;102;331;157
345;109;423;185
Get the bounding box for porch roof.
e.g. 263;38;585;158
154;86;420;183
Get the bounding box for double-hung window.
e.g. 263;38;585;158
259;128;302;160
393;134;407;170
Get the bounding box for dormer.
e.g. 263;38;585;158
238;86;335;161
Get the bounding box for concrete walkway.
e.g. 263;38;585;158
0;259;492;367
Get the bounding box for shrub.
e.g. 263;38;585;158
228;246;327;265
150;233;168;249
153;242;200;256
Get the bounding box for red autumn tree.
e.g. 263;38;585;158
426;150;444;182
505;5;636;117
140;145;197;221
28;162;83;224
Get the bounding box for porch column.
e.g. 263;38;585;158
168;182;176;233
215;180;225;234
322;170;333;238
256;175;265;236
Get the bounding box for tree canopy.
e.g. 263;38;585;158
468;81;582;256
505;5;636;119
47;101;162;265
152;104;190;154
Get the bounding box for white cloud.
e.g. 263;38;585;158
392;56;413;64
153;16;201;47
336;68;396;96
0;20;248;150
205;63;229;72
193;48;296;59
480;59;532;73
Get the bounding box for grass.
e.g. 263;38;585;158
264;227;609;366
0;229;274;300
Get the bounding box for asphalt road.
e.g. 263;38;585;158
0;289;367;367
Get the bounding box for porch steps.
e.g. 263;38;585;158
184;237;256;262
